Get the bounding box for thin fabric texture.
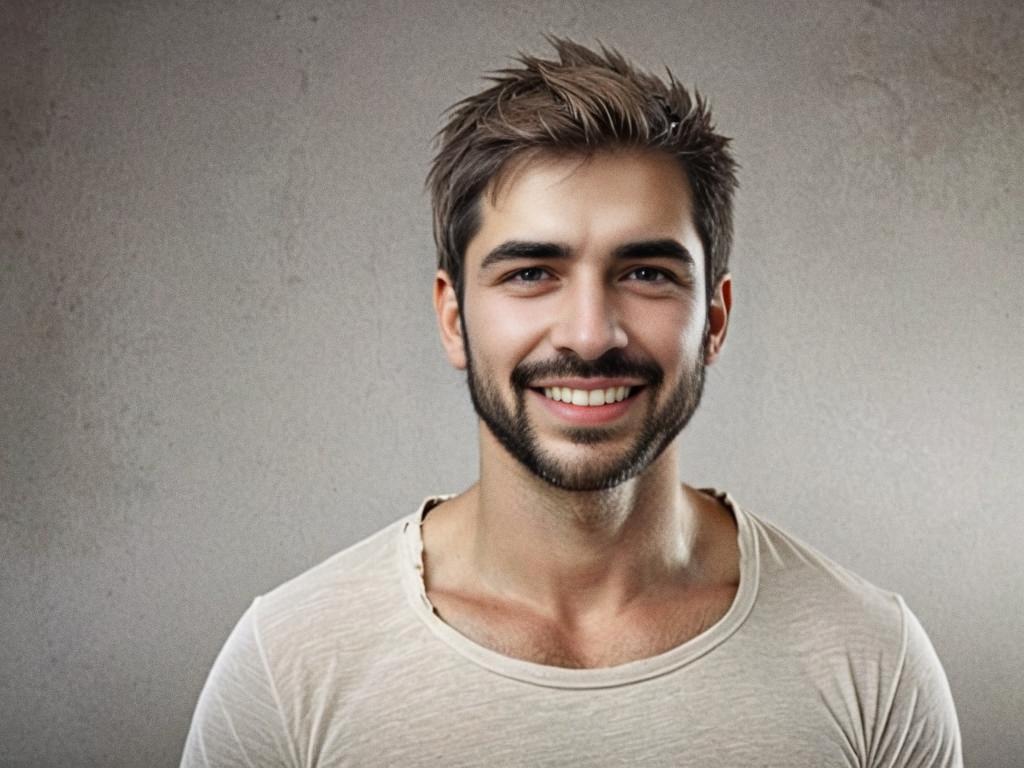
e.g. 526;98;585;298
181;491;962;767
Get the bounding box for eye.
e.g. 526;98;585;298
626;266;672;283
507;267;550;283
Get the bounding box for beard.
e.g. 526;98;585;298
464;333;707;492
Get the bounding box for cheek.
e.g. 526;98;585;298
466;297;548;362
682;312;709;356
627;302;705;363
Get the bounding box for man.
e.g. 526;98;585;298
182;38;961;766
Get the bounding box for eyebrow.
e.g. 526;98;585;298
479;239;695;271
612;239;695;266
479;241;569;270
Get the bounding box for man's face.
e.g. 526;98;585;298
436;149;726;491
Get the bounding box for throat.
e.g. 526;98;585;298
468;457;696;607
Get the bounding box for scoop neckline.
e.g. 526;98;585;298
398;488;759;689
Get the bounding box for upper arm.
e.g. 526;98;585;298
870;598;963;768
180;599;297;768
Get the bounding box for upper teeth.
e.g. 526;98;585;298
542;386;632;406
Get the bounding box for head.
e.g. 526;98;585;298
427;36;738;307
428;39;737;491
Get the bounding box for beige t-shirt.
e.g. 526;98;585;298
181;492;962;767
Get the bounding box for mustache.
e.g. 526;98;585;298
511;350;664;390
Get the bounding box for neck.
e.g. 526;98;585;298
463;428;699;622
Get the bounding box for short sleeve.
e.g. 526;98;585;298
180;599;297;768
870;597;963;767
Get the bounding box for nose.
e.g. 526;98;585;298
548;277;628;361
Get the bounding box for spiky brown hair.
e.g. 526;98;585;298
427;36;738;304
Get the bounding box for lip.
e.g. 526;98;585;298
529;386;642;426
529;377;645;389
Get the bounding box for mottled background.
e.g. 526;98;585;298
2;1;1021;765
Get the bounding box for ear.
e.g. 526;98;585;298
704;274;732;365
434;269;467;370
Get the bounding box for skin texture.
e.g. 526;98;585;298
427;149;739;668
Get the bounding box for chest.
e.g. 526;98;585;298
426;584;738;668
307;649;865;768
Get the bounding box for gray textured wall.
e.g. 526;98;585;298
2;1;1021;765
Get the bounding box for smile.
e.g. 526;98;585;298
541;386;634;407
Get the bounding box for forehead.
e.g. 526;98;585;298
469;149;702;267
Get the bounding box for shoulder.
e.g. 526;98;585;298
253;511;417;661
262;514;407;607
740;505;906;640
732;501;961;764
739;505;914;683
180;505;439;766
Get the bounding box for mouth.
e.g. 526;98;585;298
537;385;639;407
528;383;644;427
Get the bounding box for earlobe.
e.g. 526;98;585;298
434;270;467;370
704;274;732;365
